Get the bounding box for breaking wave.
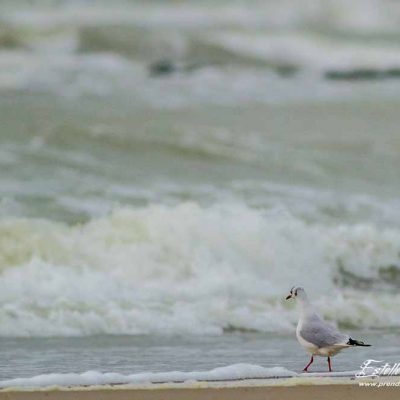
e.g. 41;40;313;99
0;202;399;337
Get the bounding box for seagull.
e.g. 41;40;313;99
286;286;371;372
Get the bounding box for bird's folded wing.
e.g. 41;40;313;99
300;314;348;348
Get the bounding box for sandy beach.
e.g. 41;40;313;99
1;376;400;400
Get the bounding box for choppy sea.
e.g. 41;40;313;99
0;0;400;383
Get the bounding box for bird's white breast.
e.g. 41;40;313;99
296;320;318;354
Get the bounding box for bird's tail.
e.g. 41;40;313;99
347;338;371;347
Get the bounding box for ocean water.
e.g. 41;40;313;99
0;332;398;383
1;0;400;383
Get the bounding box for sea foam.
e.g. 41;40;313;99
0;203;399;337
0;363;295;388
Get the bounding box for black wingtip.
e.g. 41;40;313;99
347;338;371;347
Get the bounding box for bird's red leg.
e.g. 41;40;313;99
303;356;314;372
327;356;332;372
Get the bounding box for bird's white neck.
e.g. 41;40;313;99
297;294;315;318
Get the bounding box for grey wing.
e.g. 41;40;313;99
300;314;348;348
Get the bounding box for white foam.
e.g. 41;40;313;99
209;31;400;72
3;0;400;33
2;1;400;106
0;364;295;388
0;50;137;97
0;203;400;337
0;49;371;105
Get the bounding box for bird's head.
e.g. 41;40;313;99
285;286;306;300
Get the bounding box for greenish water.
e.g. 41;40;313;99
1;0;400;382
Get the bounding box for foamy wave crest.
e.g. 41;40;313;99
0;363;295;388
0;203;399;337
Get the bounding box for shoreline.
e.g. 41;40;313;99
1;375;399;400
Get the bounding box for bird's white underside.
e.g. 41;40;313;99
296;329;350;356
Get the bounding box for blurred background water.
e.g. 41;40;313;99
0;0;400;380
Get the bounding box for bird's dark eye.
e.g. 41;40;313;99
294;289;298;296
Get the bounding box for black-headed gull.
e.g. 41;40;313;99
286;286;371;372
